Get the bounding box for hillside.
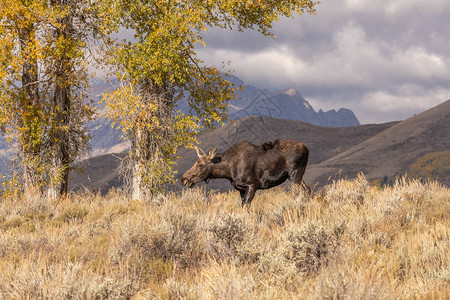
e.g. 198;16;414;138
70;153;126;194
69;117;397;193
173;117;395;192
69;99;449;194
409;151;450;183
307;99;450;186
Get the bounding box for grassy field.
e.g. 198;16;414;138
0;176;448;299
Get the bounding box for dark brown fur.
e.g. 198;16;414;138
261;139;280;151
181;140;309;206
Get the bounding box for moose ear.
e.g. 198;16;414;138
195;146;205;158
208;147;217;160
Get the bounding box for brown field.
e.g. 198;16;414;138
0;176;448;299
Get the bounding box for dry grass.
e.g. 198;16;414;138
0;176;448;299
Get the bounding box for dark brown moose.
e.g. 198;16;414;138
181;139;309;206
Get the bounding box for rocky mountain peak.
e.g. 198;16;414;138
281;88;300;96
229;80;360;127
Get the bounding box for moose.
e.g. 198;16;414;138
181;139;309;206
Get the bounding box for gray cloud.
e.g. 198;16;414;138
197;0;450;124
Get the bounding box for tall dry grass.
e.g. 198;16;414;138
0;176;448;299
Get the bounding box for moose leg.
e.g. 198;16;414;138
242;185;257;207
290;146;310;194
291;169;311;195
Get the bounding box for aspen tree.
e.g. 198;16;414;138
100;0;317;199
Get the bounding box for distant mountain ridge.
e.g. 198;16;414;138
213;76;360;127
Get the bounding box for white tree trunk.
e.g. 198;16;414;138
131;164;142;201
131;128;145;201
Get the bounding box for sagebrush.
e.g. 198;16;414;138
0;176;448;299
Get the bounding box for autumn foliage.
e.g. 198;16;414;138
0;0;95;198
1;0;317;198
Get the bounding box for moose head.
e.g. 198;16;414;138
181;146;218;188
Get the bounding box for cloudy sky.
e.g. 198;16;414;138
197;0;450;124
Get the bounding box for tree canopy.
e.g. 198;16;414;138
0;0;95;197
0;0;317;199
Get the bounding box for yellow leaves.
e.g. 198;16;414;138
0;0;96;195
102;84;141;136
1;1;52;79
1;0;55;29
